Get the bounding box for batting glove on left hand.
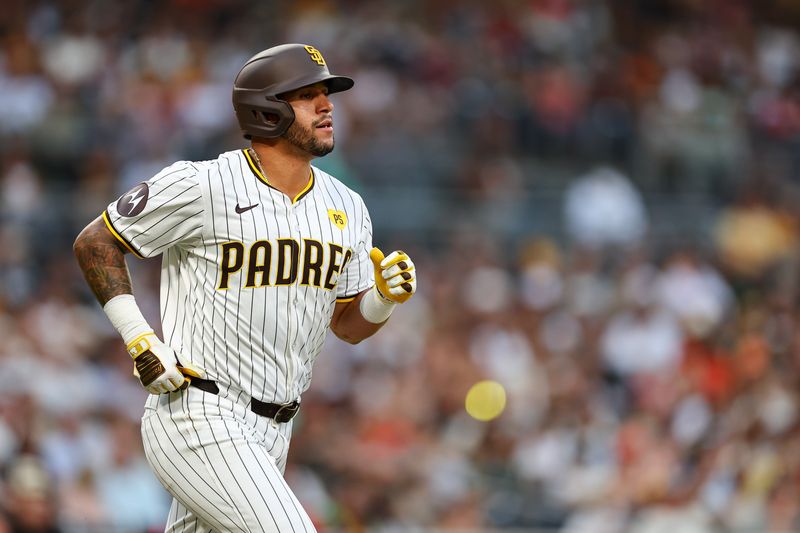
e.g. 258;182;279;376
370;248;417;304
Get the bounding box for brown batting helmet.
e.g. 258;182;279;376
232;44;354;139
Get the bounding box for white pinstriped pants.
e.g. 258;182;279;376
141;386;316;532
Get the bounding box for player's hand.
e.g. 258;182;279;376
127;333;190;394
370;248;417;304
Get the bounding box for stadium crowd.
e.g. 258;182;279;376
2;0;800;531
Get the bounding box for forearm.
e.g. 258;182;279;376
73;216;132;305
74;217;192;393
330;291;387;344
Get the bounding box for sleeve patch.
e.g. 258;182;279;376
116;183;150;217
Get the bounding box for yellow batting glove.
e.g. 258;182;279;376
370;247;417;304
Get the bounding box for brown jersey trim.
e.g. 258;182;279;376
292;170;314;204
242;149;314;204
102;210;145;259
243;148;277;190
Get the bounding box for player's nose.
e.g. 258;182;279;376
316;94;333;114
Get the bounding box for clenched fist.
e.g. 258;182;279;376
370;248;417;304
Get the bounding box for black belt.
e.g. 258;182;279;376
188;377;300;423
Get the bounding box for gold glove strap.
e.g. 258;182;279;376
127;332;155;359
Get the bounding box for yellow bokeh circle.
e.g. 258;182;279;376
465;380;507;421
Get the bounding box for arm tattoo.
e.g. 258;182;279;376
74;218;133;306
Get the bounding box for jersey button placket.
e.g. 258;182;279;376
291;203;302;304
287;200;302;397
284;197;302;397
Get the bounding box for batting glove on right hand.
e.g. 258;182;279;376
127;333;190;394
370;248;417;304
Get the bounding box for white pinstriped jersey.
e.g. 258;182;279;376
104;148;373;404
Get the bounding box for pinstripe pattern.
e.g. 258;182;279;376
106;150;373;402
107;149;374;531
142;389;314;532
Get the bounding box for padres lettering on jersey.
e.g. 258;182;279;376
103;149;373;404
216;238;352;291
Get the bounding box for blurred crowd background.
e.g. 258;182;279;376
2;0;800;531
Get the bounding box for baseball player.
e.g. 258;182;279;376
73;43;417;532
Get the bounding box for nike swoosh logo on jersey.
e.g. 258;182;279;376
235;203;259;214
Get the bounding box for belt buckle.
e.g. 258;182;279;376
274;400;300;423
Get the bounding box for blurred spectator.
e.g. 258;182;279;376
655;249;733;338
600;293;683;377
714;184;798;281
564;166;648;250
0;33;54;135
3;455;61;533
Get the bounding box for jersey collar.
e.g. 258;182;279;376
242;148;314;204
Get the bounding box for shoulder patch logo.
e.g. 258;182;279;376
328;209;347;229
304;45;326;66
116;183;149;217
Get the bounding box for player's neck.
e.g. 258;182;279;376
250;144;312;200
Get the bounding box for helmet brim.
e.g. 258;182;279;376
325;75;355;94
274;74;354;98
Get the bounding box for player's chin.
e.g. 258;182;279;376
309;140;334;158
313;136;335;155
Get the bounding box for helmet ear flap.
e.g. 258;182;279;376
254;98;295;138
233;90;295;139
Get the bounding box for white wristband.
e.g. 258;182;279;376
103;294;153;345
359;286;396;324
